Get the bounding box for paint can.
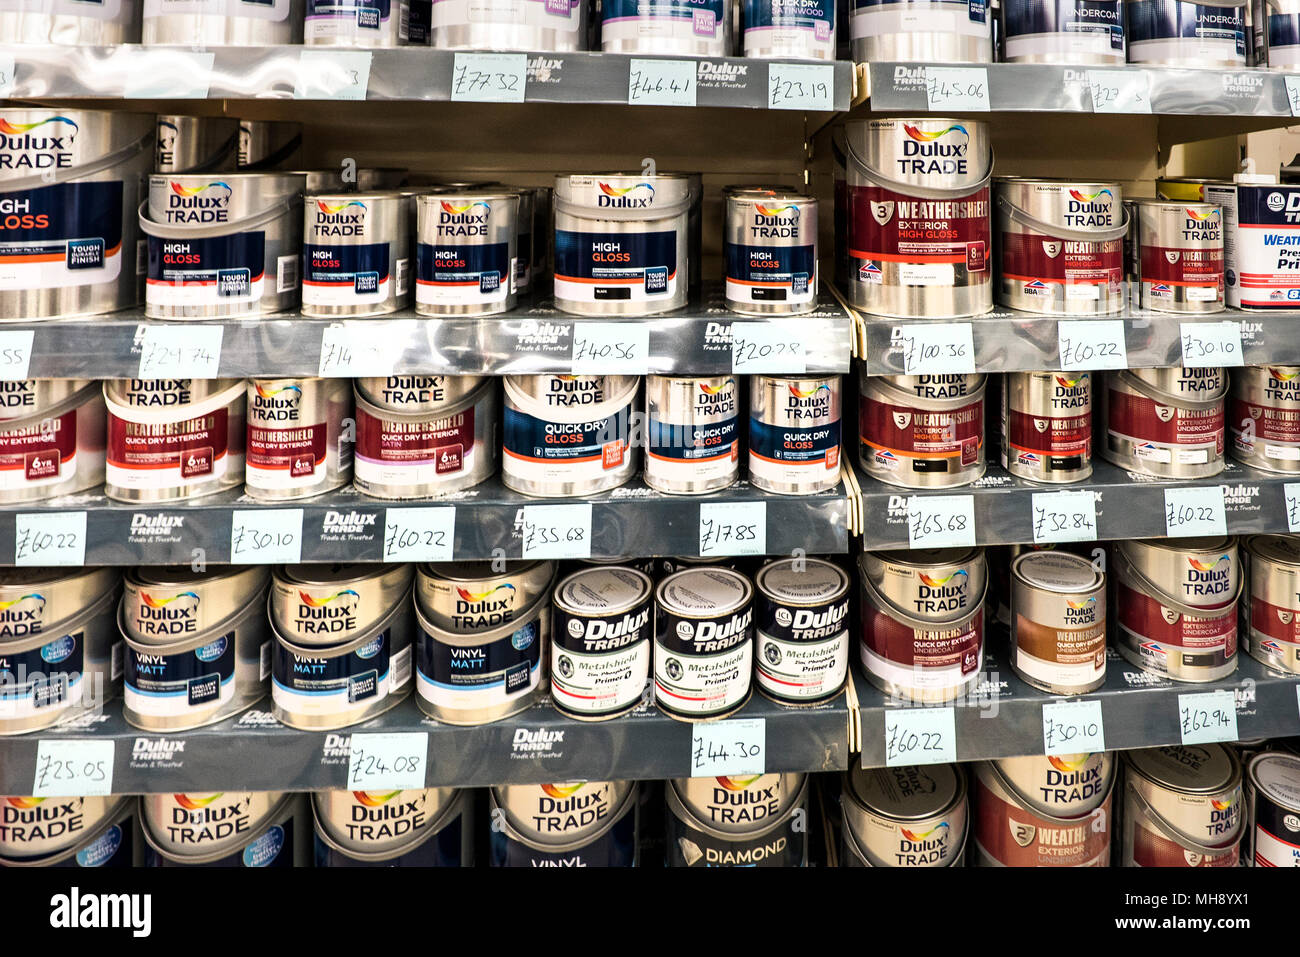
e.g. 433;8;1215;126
1227;181;1300;309
1122;745;1244;866
270;563;412;643
1126;0;1248;67
666;773;808;867
313;788;473;866
742;0;835;57
0;794;133;865
245;377;352;501
1103;367;1226;478
1133;199;1225;313
303;190;412;317
489;781;639;866
415;560;555;632
1253;0;1300;67
861;547;988;620
414;189;518;316
1242;535;1300;675
122;565;268;641
305;0;413;44
155;115;239;174
0;108;153;321
1230;366;1300;473
1010;551;1106;695
141;0;305;45
0;0;139;43
429;0;586;49
1246;751;1300;866
724;187;818;315
844;118;993;319
601;0;731;54
1000;0;1126;61
0;380;105;504
238;121;302;171
645;374;740;495
748;374;841;495
849;0;992;61
654;567;754;721
353;375;497;500
1001;371;1092;483
841;764;968;867
753;557;850;703
859;372;986;489
141;792;306;867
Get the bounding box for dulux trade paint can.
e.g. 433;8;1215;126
1132;199;1225;313
1230;365;1300;473
305;0;413;45
1122;745;1244;867
666;773;808;867
601;0;731;54
1246;751;1300;867
303;191;412;317
0;380;106;504
1126;0;1248;67
429;0;586;50
313;788;473;867
859;372;986;488
1009;551;1107;695
841;764;968;867
1000;0;1126;61
155;115;240;175
723;187;819;315
490;780;639;866
644;375;740;495
141;0;305;46
245;377;354;501
1001;371;1092;483
415;560;555;632
742;0;836;58
753;558;850;703
141;792;307;867
415;189;519;316
748;374;842;495
1103;366;1226;479
1242;535;1300;675
849;0;993;62
0;795;137;868
0;0;140;43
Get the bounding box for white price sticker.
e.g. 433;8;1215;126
33;740;114;797
906;495;976;550
347;732;428;790
1178;690;1239;745
884;707;956;766
690;718;765;776
451;52;527;102
571;323;650;374
1042;700;1106;755
628;58;697;107
699;501;767;557
897;323;975;375
295;50;372;100
521;504;592;560
1286;483;1300;532
137;325;223;379
1057;320;1127;371
731;321;807;374
0;330;34;381
1086;68;1152;113
1163;486;1227;538
1180;320;1243;367
317;321;413;376
1031;490;1098;544
15;511;86;567
383;507;455;562
768;63;834;111
924;67;990;111
1286;75;1300;116
125;50;214;98
230;509;303;564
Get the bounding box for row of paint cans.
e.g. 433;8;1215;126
303;190;412;317
313;787;474;866
1246;750;1300;865
1243;535;1300;675
140;791;308;867
0;568;121;736
1122;744;1244;866
840;764;968;867
0;379;106;503
1010;551;1107;694
859;548;988;702
1126;197;1226;312
666;773;809;866
490;780;639;865
1001;371;1093;483
1102;366;1226;479
119;565;271;731
722;186;820;315
858;373;987;489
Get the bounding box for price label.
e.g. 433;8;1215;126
125;50;214;98
897;323;975;375
1163;486;1227;538
1286;483;1300;532
33;740;114;797
1180;321;1243;367
451;52;527;103
906;495;976;549
571;323;650;374
1031;490;1098;544
884;707;956;766
699;501;767;557
1057;319;1127;371
318;321;413;376
15;511;85;567
690;718;765;776
628;58;697;107
1286;75;1300;116
383;507;455;562
0;54;14;97
768;62;834;111
924;67;990;111
347;732;428;790
230;509;303;564
1041;700;1106;755
1086;68;1152;113
295;50;372;100
521;504;592;560
731;321;807;374
1178;690;1239;745
137;325;223;379
0;329;34;381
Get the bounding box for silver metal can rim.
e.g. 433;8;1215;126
755;557;850;607
311;789;466;863
1011;551;1104;594
487;782;637;853
656;567;754;618
142;792;295;865
1123;744;1243;797
553;566;654;618
666;774;808;843
274;562;412;591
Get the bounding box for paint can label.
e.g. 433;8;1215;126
247;383;330;492
415;619;542;714
272;631;408;718
0;182;124;293
1001;234;1122;304
1129;816;1239;866
106;407;230;491
647;382;739;489
144;0;295;22
724;242;816;306
1117;580;1236;673
0;409;77;490
303;242;399;306
1249;596;1300;667
1140;243;1222;300
554;229;677;306
743;0;834;44
862;603;982;694
654;606;753;716
1003;0;1124;58
125;631;235;717
860;394;981;477
431;0;583;32
503;402;632;480
974;775;1110;866
416;241;513;306
146;233;266;309
1232;186;1300;308
1107;387;1224;463
316;814;466;867
601;0;725;41
1127;0;1245;59
306;0;402;36
849;0;989;40
552;602;651;717
355;404;476;487
849;184;989;290
0;631;85;720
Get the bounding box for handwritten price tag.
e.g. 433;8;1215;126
33;740;114;797
521;504;592;560
1164;486;1227;538
383;507;454;562
137;325;223;379
768;62;834;111
295;50;372;99
699;501;767;557
1285;76;1300;116
1087;69;1151;113
0;330;34;380
924;67;989;111
230;509;303;564
884;707;956;766
1286;483;1300;532
1042;700;1106;755
690;718;765;776
1031;490;1098;544
1179;690;1239;745
571;323;650;374
347;732;428;790
1181;321;1243;367
451;52;527;103
125;50;214;98
1057;320;1127;371
15;512;85;567
628;58;697;107
907;495;976;550
897;323;974;375
732;321;807;374
318;321;412;376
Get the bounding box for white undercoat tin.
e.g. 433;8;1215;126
1230;365;1300;473
753;558;850;703
1123;745;1244;867
1000;0;1127;62
142;0;304;45
841;763;968;867
155;115;240;174
749;374;842;495
849;0;993;61
415;190;518;316
645;375;740;495
246;377;353;501
303;191;412;317
1010;551;1106;695
859;373;986;489
0;380;106;504
1242;535;1300;675
1001;371;1092;482
1103;367;1227;479
0;0;139;43
415;560;555;633
1246;751;1300;867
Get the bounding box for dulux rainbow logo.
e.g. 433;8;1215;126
914;568;970;616
597;181;655;209
899;124;969;174
1064;595;1098;624
135;590;201;636
752;200;799;237
1065;187;1115;228
164;180;232;224
1185;554;1232;600
1182;205;1221;240
1266;368;1300;404
314;199;367;237
299;588;360;609
695;377;736;415
1052;373;1089;410
786;381;832;416
438;199;490;236
251;382;302;421
0;115;80;171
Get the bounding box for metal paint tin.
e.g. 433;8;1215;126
550;567;653;720
1246;751;1300;867
489;780;638;866
1001;370;1092;482
0;379;106;504
1103;367;1227;478
861;547;987;622
246;377;353;501
313;787;471;866
430;0;586;49
1230;365;1300;473
666;773;808;867
303;191;412;317
502;374;639;498
238;121;303;171
271;563;412;643
753;557;850;703
645;374;740;495
1228;182;1300;309
849;0;993;61
155;115;239;174
0;108;153;321
724;188;818;315
860;373;985;489
415;560;555;632
122;565;268;642
0;0;139;43
414;591;551;726
1253;0;1300;67
0;794;128;862
103;378;247;503
749;374;841;495
552;173;691;316
0;795;136;868
305;0;412;44
844;118;993;319
1122;745;1244;867
1001;0;1127;61
1127;0;1248;67
841;763;968;867
674;771;803;831
654;567;754;720
1119;536;1240;609
141;792;304;867
993;750;1116;816
1133;199;1225;313
1010;551;1106;695
601;0;730;54
415;189;518;316
353;376;497;500
142;0;305;45
1242;535;1300;675
143;172;305;319
742;0;835;57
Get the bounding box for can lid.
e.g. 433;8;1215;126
129;565;260;588
1248;753;1300;813
418;559;547;584
419;188;520;204
725;187;812;205
847;764;962;821
756;558;849;606
555;567;652;616
866;547;982;569
1247;534;1300;567
1012;551;1101;593
656;567;752;617
277;563;394;587
308;190;409;202
1127;536;1234;555
0;567;101;588
1126;744;1238;794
